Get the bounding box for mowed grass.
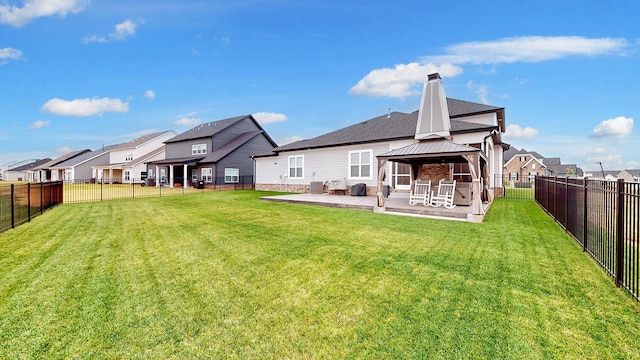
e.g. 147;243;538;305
0;191;639;359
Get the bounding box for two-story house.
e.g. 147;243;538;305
147;115;277;187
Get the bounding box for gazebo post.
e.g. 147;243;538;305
376;159;387;209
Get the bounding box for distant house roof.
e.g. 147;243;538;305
111;130;176;150
10;158;52;172
274;99;501;153
503;147;544;162
36;149;92;169
165;115;253;143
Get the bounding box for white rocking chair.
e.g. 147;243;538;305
430;180;456;209
409;180;431;206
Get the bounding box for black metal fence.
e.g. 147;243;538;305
63;176;254;204
0;181;64;233
535;176;640;301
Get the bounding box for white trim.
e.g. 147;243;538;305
348;149;373;180
288;155;304;179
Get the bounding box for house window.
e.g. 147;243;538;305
124;171;130;181
192;143;207;155
509;172;518;181
532;164;536;170
202;168;213;183
529;172;536;181
288;155;303;179
225;168;239;183
349;150;372;179
520;156;526;162
125;154;134;161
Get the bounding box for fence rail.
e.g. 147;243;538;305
535;176;640;301
63;176;254;204
0;181;64;233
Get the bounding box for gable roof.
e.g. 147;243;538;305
10;158;52;172
111;130;176;151
522;157;546;170
274;99;501;153
36;149;92;169
165;115;253;143
201;131;263;163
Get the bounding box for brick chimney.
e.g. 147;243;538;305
415;73;451;140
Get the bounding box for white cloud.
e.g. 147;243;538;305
0;47;22;64
504;124;538;139
110;19;140;40
349;62;463;98
423;36;629;65
252;112;287;124
590;116;633;138
30;120;50;129
144;90;155;100
175;117;201;127
41;97;129;116
82;19;143;44
466;80;489;104
586;153;623;170
0;0;88;27
278;135;303;145
56;146;73;154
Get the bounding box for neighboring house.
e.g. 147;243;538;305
32;149;92;181
4;158;51;181
90;130;176;183
1;159;38;181
618;169;640;183
503;148;582;180
147;115;278;187
50;131;175;184
254;73;507;205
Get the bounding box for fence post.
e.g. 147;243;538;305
583;179;588;252
27;183;31;222
10;184;15;228
616;179;625;287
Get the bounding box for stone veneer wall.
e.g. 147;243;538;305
255;183;376;196
417;164;451;183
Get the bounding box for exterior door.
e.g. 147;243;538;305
392;162;411;190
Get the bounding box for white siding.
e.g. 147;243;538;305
255;140;413;188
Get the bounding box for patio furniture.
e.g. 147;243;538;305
409;180;431;206
430;180;456;209
328;178;347;195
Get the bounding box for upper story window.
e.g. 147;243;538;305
192;143;207;155
125;154;134;161
349;150;372;179
288;155;303;179
520;156;526;162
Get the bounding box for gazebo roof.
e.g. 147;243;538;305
376;138;485;164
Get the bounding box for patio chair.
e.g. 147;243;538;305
409;180;431;206
430;180;456;209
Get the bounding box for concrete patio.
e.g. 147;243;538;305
261;192;491;222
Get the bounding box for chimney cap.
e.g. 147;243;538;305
428;73;441;81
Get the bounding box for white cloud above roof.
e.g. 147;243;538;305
174;117;201;127
0;0;88;27
349;62;462;98
590;116;633;138
504;124;538;139
423;36;629;65
41;97;129;116
252;112;288;124
350;36;628;99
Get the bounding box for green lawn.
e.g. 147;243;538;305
0;191;638;359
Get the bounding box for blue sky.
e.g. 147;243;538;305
1;0;639;171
